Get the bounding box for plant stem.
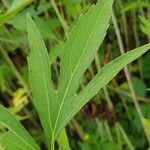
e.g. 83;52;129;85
112;10;150;145
51;142;54;150
117;0;129;49
104;120;113;141
116;123;134;150
115;123;122;150
50;0;69;37
57;128;71;150
131;10;143;80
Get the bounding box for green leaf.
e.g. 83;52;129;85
119;76;147;103
53;0;113;138
49;44;62;65
1;131;33;150
121;1;150;13
0;0;32;26
0;105;40;150
35;17;57;40
27;0;114;146
140;16;150;36
55;43;150;141
76;44;150;104
27;0;150;148
27;14;56;149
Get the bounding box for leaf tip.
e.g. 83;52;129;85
26;13;35;30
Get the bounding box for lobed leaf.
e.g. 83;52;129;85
27;0;114;145
76;44;150;114
27;0;150;148
54;43;150;138
53;0;114;138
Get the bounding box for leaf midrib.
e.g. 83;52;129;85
30;26;53;136
52;1;107;137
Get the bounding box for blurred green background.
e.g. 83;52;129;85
0;0;150;149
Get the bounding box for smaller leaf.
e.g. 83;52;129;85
0;105;40;150
0;0;32;26
1;131;32;150
140;16;150;36
119;76;147;103
121;1;150;13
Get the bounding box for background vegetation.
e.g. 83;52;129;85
0;0;150;149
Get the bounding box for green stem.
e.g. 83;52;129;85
50;0;69;37
51;142;54;150
104;121;113;141
117;0;129;49
57;128;71;150
115;123;122;150
117;123;134;150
